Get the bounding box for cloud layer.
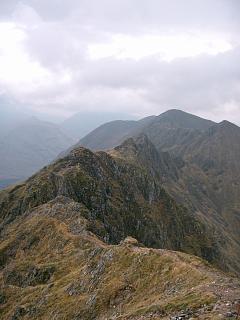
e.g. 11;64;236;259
0;0;239;122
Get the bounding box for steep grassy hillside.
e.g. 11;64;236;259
0;197;239;320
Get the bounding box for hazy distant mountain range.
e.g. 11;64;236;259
0;109;240;318
0;100;28;138
0;109;136;188
0;117;74;188
0;102;140;185
61;111;137;139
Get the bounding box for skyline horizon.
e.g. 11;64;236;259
1;100;240;127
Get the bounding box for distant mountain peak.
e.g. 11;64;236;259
208;119;239;136
159;108;203;118
154;109;215;131
218;119;239;129
160;108;187;115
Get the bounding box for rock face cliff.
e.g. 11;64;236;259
74;109;240;275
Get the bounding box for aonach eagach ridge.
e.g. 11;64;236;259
0;110;240;319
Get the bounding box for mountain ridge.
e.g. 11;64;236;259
77;109;215;152
0;119;240;318
69;109;240;275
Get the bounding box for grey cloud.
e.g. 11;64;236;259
3;0;240;37
52;46;240;121
78;47;240;100
0;0;239;123
17;0;240;35
0;0;19;19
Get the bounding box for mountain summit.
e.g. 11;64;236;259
154;109;215;130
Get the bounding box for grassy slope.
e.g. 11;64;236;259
0;198;239;320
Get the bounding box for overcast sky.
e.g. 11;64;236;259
0;0;240;122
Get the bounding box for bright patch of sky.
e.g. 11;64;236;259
88;33;232;61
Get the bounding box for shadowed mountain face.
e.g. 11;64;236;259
0;97;29;137
61;111;138;139
73;109;240;275
170;120;240;272
63;115;156;156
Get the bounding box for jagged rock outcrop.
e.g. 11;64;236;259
70;109;240;275
0;141;217;262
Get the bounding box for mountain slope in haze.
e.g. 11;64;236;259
167;120;240;265
76;116;156;151
0;98;28;138
72;119;140;151
61;111;138;140
142;118;240;276
136;109;215;153
0;117;74;186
